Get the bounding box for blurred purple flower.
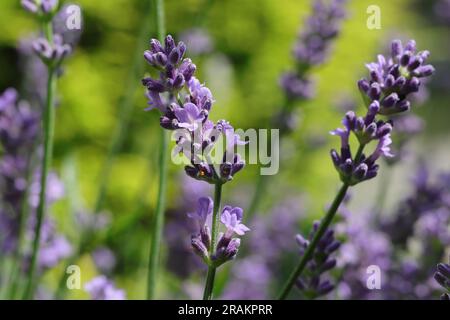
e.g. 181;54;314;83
295;222;340;299
434;257;450;300
92;247;117;274
84;276;126;300
180;28;213;56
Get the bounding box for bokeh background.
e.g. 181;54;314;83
0;0;449;299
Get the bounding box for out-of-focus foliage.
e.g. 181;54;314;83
1;0;449;299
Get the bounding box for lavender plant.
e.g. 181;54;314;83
434;258;450;300
142;32;247;299
278;39;435;299
0;87;71;299
21;0;75;298
295;223;340;299
0;89;39;255
247;0;347;219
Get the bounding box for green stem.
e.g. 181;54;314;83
277;142;366;300
203;182;223;300
146;129;169;299
278;183;349;300
8;152;35;299
23;22;56;300
145;0;167;300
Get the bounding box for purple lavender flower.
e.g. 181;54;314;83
358;39;434;115
32;34;72;68
295;222;340;299
92;247;117;274
180;28;213;56
0;89;39;253
381;165;446;246
142;35;245;184
330;102;394;185
22;0;59;16
189;197;249;267
84;276;126;300
280;0;346;99
221;257;271;300
335;208;392;299
276;0;347;133
38;228;72;269
434;258;450;300
164;175;212;279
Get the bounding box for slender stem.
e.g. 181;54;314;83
278;183;349;300
203;182;223;300
146;130;169;299
154;0;166;40
145;0;167;300
277;142;365;300
8;152;35;299
23;22;56;300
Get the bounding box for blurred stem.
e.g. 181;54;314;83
146;0;167;300
203;182;223;300
278;183;349;300
93;0;155;213
8;152;35;299
23;21;56;300
146;130;168;299
277;143;365;300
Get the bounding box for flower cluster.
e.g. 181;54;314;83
23;0;73;69
295;222;340;299
381;165;446;246
335;205;392;299
22;0;59;18
84;275;126;300
358;40;435;115
222;197;305;299
331;40;434;186
336;167;450;300
330;101;393;185
434;258;450;300
280;0;347;102
32;35;72;68
0;88;39;253
142;35;245;184
189;197;249;268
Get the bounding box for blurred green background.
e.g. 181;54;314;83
0;0;449;299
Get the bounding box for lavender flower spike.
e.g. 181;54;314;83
358;39;435;115
330;104;393;185
188;198;249;268
22;0;59;17
295;222;340;299
434;257;450;300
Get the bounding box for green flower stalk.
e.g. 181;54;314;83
278;39;435;299
146;0;168;300
21;0;73;299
